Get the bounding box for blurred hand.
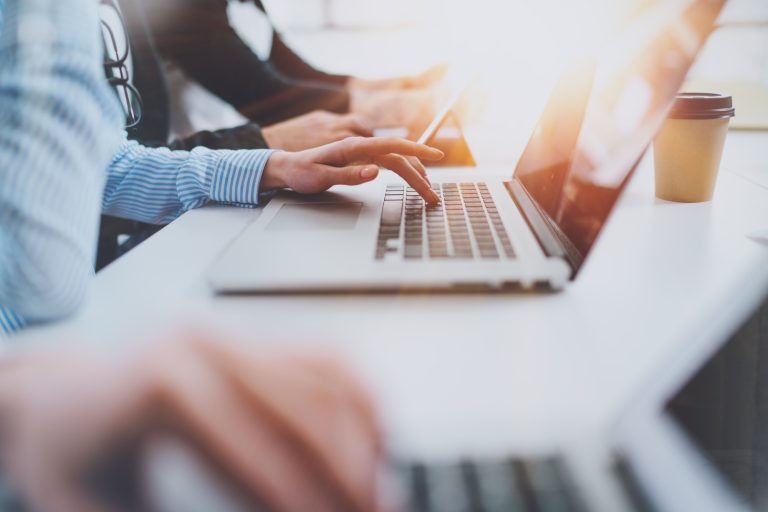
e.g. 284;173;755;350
262;111;373;151
350;64;449;91
351;88;436;132
261;137;444;204
0;335;383;512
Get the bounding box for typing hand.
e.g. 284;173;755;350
0;335;383;512
261;137;444;204
262;111;373;151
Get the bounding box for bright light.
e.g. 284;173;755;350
407;0;641;164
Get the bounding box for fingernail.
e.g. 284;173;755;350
361;167;378;179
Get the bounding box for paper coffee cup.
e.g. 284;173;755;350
654;93;735;202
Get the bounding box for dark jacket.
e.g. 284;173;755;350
123;0;351;148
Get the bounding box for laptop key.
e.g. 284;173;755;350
404;247;422;259
471;460;528;512
407;464;431;512
424;463;474;512
429;242;448;251
521;458;585;512
381;201;403;226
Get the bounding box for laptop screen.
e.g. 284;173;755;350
514;0;725;273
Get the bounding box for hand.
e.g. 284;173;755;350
261;137;444;204
262;111;373;151
351;88;436;131
0;335;383;512
350;64;449;91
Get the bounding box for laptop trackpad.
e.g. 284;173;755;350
267;202;363;231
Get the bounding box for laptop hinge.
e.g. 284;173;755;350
505;179;582;276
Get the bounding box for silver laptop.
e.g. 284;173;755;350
392;309;749;512
208;0;723;294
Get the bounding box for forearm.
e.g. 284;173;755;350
0;0;123;330
139;0;349;122
168;32;350;120
102;138;276;225
249;0;350;86
238;80;350;126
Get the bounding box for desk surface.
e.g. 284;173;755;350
22;131;768;460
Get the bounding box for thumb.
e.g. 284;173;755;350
325;165;380;186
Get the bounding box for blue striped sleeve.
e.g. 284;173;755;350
102;137;277;224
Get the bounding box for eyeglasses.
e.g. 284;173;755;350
100;0;143;129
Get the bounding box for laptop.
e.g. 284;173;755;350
392;299;749;512
208;0;724;294
134;319;748;511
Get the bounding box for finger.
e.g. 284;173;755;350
406;156;429;180
321;164;380;187
155;349;343;512
334;130;362;141
311;110;336;121
376;154;439;204
295;356;383;452
203;346;382;452
216;350;381;510
359;137;444;161
204;347;381;512
320;137;443;165
341;115;374;137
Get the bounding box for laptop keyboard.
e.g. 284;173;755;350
375;182;516;261
399;456;587;512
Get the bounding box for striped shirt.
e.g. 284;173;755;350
0;0;274;337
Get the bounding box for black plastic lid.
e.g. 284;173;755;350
668;93;735;120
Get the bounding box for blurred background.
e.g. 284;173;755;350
172;0;768;163
239;0;766;79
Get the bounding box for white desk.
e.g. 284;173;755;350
22;131;768;461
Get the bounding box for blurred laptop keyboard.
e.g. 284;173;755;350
398;456;587;512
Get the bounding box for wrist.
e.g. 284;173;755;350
259;151;290;192
262;126;278;149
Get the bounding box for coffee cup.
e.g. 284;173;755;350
654;93;735;202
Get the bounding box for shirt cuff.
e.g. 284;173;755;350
209;149;278;207
0;306;25;338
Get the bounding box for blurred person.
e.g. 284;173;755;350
0;0;124;332
125;0;445;147
0;334;383;512
0;0;442;335
0;1;386;507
